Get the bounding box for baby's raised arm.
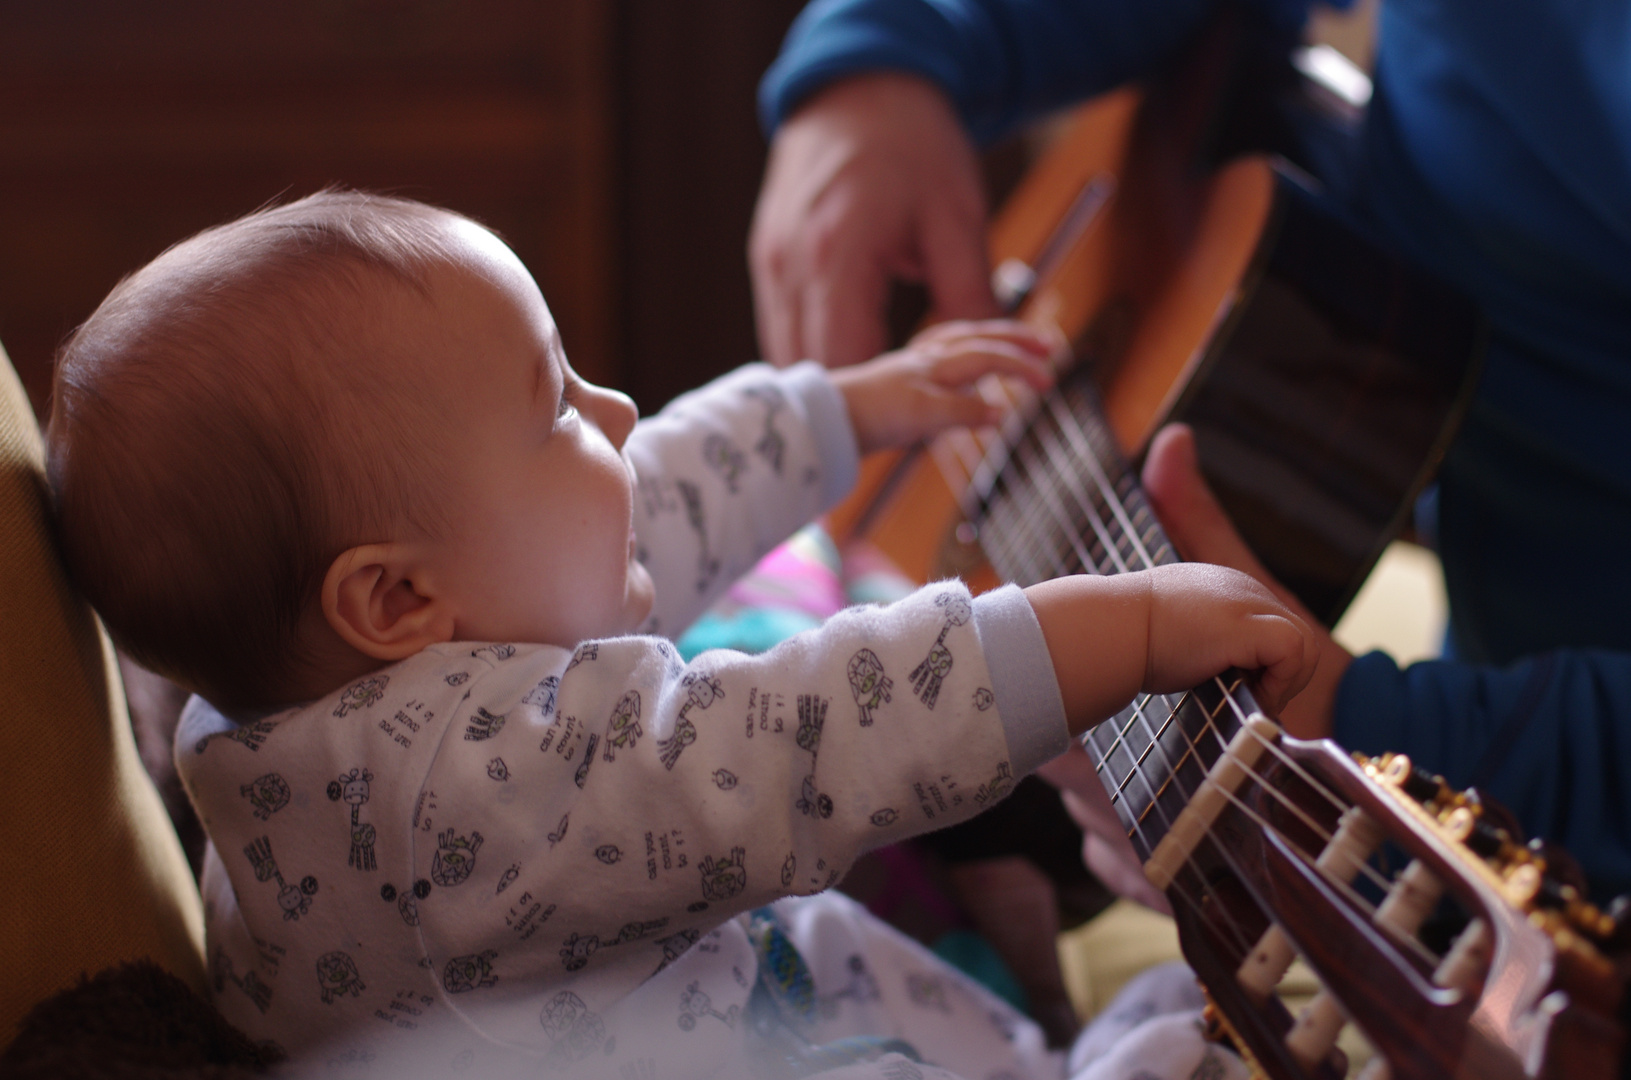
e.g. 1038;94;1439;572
1026;564;1318;730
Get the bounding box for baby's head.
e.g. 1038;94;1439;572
48;191;651;713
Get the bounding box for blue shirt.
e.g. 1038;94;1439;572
763;0;1631;899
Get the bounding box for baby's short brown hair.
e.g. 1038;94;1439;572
48;191;467;711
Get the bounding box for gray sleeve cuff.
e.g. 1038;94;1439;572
971;583;1069;777
781;360;860;510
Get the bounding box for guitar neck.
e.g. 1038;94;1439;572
968;369;1262;862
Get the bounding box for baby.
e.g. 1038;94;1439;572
46;192;1312;1077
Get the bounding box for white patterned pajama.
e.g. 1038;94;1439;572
177;362;1074;1079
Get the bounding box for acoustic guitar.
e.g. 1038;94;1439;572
823;39;1628;1080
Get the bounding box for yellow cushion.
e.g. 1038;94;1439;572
1058;901;1373;1073
0;342;204;1046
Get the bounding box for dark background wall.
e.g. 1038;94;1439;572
0;0;807;420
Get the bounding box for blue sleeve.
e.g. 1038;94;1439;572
1333;649;1631;902
760;0;1321;144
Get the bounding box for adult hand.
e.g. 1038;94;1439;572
750;73;999;369
1037;744;1174;913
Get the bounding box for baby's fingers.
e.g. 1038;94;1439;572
909;383;1007;432
925;337;1054;392
914;317;1054;354
1246;612;1319;716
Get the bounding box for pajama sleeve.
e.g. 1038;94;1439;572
626;361;859;639
410;580;1066;1050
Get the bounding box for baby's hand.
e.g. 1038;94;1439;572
1140;563;1317;714
827;320;1056;454
1027;564;1317;730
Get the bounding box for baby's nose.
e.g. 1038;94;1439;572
593;387;639;448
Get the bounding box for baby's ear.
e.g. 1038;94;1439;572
322;544;455;661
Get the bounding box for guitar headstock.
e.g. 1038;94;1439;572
1171;731;1626;1079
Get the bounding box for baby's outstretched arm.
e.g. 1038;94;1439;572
1026;563;1318;730
828;319;1055;453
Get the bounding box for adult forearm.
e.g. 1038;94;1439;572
761;0;1226;144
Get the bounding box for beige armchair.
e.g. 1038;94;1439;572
0;340;205;1048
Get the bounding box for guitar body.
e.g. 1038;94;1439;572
828;82;1480;626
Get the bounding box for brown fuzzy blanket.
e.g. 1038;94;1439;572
0;962;278;1078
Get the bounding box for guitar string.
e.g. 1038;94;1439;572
1207;666;1435;948
942;378;1041;533
966;375;1388;882
1030;395;1296;798
1013;379;1346;827
974;417;1265;956
898;180;1444;990
920;368;1430;967
933;428;991;524
988;418;1431;960
1031;389;1356;832
1142;672;1439;968
973;379;1258;816
980;428;1416;927
986;513;1259;954
989;416;1326;954
966;187;1369;845
989;389;1229;807
974;388;1194;802
925;380;1257;951
989;410;1202;806
1018;397;1371;858
989;390;1404;900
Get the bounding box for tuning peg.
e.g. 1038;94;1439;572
1436;787;1531;865
1378;753;1446;804
1527;838;1590;896
1494;840;1616;942
1442;805;1510;858
1461;788;1525;840
1601;895;1631;952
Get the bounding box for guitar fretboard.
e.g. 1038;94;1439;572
969;370;1260;863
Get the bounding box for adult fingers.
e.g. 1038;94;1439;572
1146;427;1345;734
916;171;1000;324
1048;762;1173;912
1057;785;1172;913
803;254;893;369
752;180;892;368
1084;833;1172;914
752;256;804;368
748;137;811;367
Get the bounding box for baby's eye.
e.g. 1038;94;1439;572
556;380;580;421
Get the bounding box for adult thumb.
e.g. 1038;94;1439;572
917;197;1000;323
